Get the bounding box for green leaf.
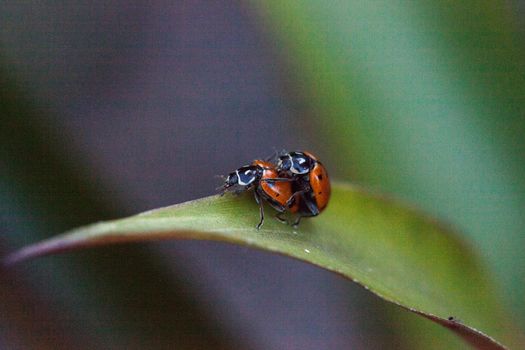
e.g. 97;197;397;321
250;1;525;322
4;183;513;349
248;2;525;346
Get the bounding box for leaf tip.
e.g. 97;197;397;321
2;236;72;266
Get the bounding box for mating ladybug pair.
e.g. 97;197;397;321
219;151;331;229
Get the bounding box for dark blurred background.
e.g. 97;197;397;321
0;2;374;349
1;1;524;349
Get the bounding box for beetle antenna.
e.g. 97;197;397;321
214;174;228;195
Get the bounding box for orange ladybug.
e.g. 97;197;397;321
220;160;298;229
276;151;331;225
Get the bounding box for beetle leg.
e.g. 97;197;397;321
284;189;307;208
232;184;253;196
259;177;294;183
254;191;265;230
302;192;320;216
264;149;280;162
275;212;288;224
292;192;320;228
292;215;302;227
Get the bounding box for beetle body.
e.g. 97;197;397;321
277;151;331;224
221;160;297;229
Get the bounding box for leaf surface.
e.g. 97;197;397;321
5;183;511;349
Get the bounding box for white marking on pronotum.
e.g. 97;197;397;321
288;154;302;174
236;170;246;185
290;154;309;175
236;169;256;186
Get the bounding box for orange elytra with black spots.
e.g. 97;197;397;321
252;160;299;214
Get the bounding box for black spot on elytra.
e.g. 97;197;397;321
276;193;280;197
318;192;322;195
317;174;323;180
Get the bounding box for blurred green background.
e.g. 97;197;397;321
1;1;524;349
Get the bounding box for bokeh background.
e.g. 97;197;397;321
1;1;524;349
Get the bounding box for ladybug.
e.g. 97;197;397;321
276;151;331;225
220;160;298;229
